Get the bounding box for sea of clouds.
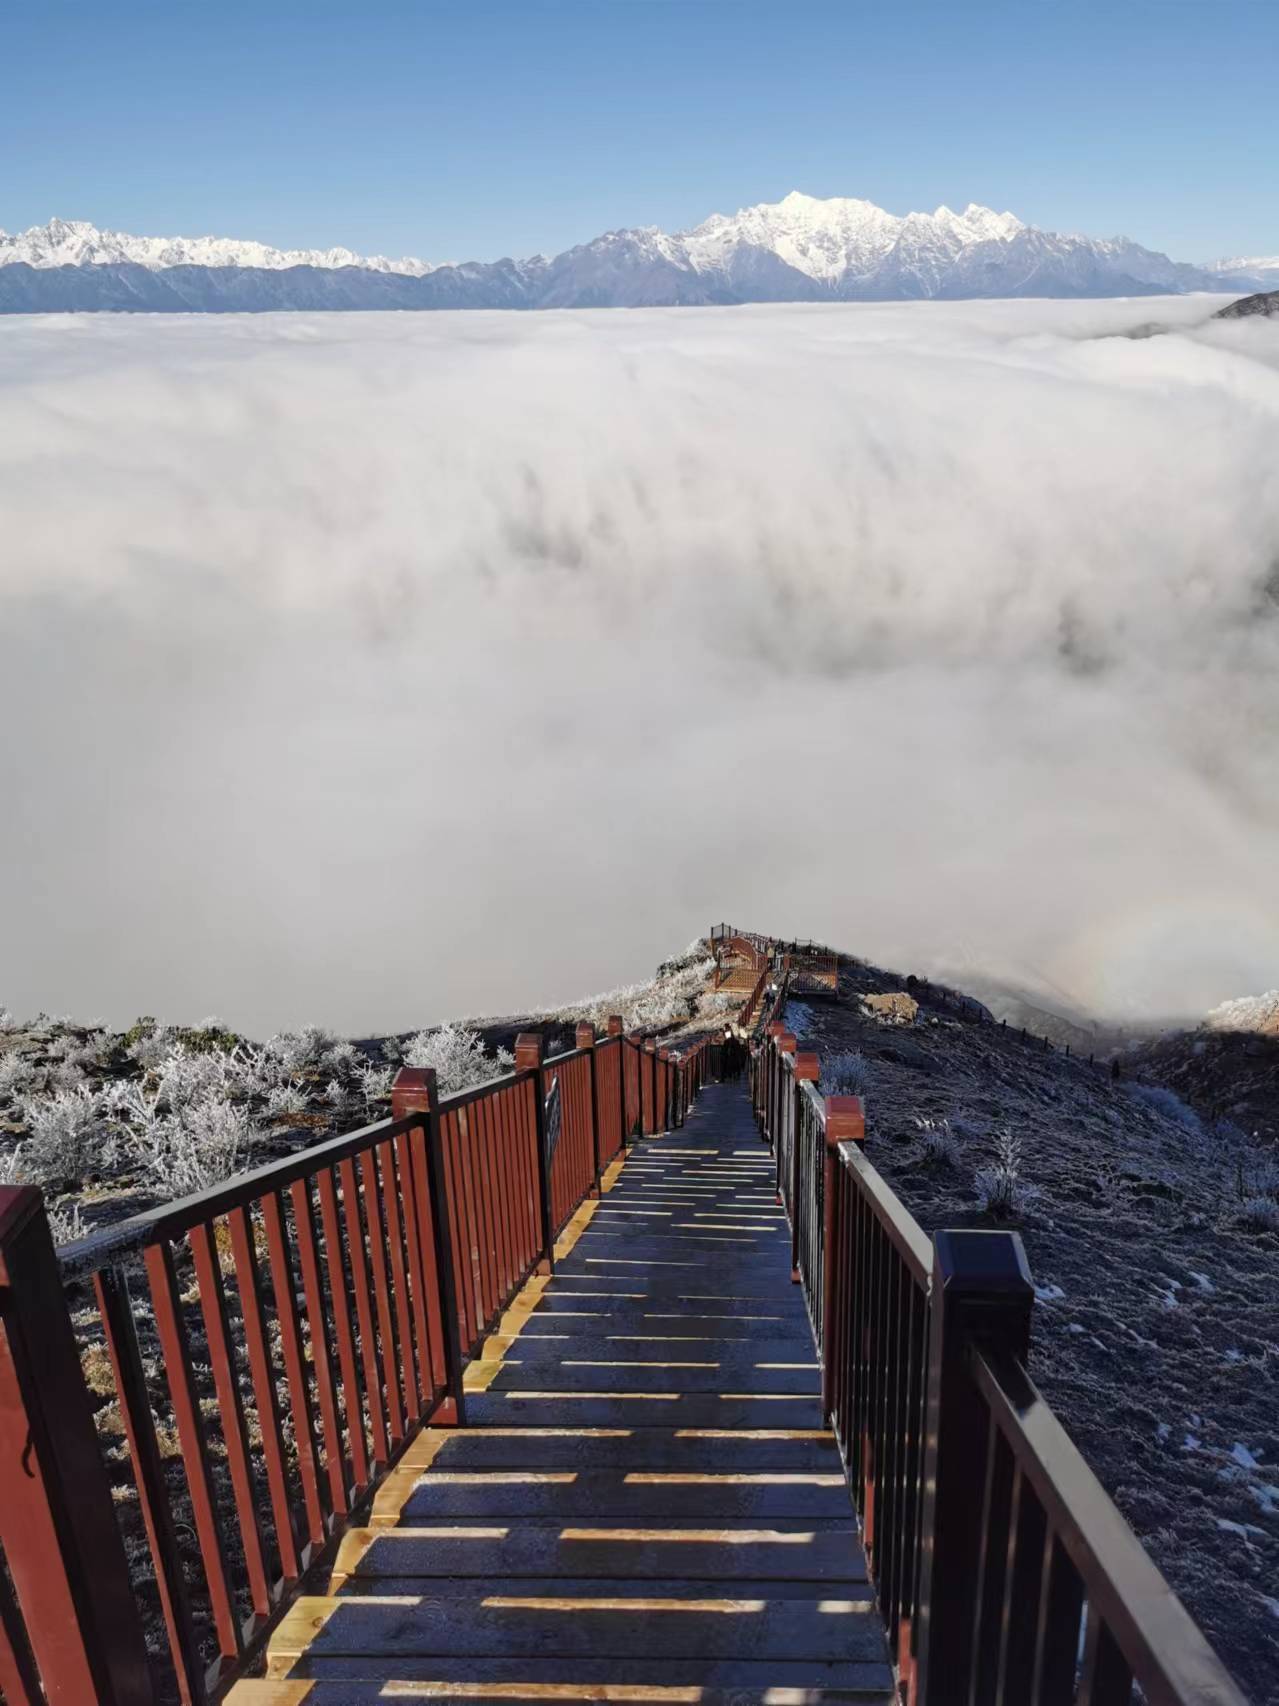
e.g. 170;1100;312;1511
2;296;1278;1033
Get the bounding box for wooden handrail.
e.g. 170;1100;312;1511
751;1024;1247;1706
0;1013;721;1705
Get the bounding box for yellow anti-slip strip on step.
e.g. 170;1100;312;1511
227;1682;726;1702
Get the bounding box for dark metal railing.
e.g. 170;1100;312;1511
751;1028;1248;1706
0;1011;717;1706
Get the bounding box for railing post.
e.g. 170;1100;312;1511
790;1051;820;1281
764;1021;785;1146
391;1067;467;1427
577;1021;601;1196
914;1230;1034;1706
0;1186;153;1705
644;1038;657;1135
659;1048;672;1132
607;1016;626;1152
773;1031;796;1200
820;1096;865;1416
516;1033;555;1275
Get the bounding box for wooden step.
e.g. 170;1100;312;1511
229;1672;896;1703
388;1466;850;1521
266;1592;890;1668
385;1427;839;1473
332;1521;866;1586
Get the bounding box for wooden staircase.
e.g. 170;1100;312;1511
229;1083;894;1704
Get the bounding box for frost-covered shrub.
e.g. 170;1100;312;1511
358;1064;394;1110
16;1087;107;1187
51;1061;88;1092
1238;1197;1279;1233
46;1200;86;1245
0;1053;32;1100
917;1117;961;1168
1126;1082;1201;1131
265;1026;336;1073
324;1078;349;1109
127;1095;253;1196
127;1025;177;1072
974;1132;1034;1218
0;1007;19;1033
321;1041;358;1078
0;1147;27;1185
404;1024;514;1097
153;1043;234;1111
822;1051;873;1097
265;1082;308;1121
549;956;717;1034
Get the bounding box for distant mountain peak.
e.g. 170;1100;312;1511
0;194;1271;313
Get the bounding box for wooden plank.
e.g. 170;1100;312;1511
387;1429;839;1472
267;1593;889;1665
234;1669;895;1703
486;1361;820;1394
393;1468;851;1520
332;1523;867;1586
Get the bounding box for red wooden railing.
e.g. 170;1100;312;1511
751;1027;1249;1706
0;1014;716;1706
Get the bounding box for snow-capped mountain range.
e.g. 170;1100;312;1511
0;216;439;276
0;194;1270;313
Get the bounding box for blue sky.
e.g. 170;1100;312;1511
5;0;1276;263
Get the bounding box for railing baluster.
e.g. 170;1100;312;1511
470;1097;500;1318
358;1150;406;1449
95;1261;204;1703
969;1416;1014;1705
1078;1605;1134;1705
288;1177;350;1514
261;1189;328;1544
316;1165;371;1493
377;1139;420;1424
188;1221;274;1613
228;1201;301;1578
1030;1531;1085;1706
144;1238;243;1666
337;1157;390;1469
393;1125;436;1409
997;1467;1048;1702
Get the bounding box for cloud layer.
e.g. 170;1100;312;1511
2;298;1278;1031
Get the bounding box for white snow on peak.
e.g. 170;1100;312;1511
0;217;438;275
681;191;1026;282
